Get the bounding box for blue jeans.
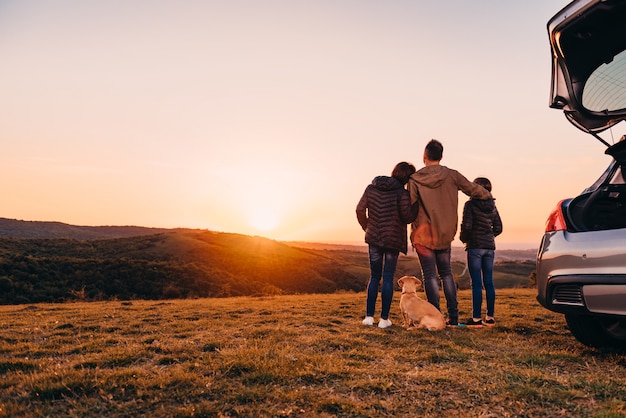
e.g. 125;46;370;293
414;244;458;323
467;248;495;319
365;245;399;320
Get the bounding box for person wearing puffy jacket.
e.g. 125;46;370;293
459;177;503;328
356;162;418;329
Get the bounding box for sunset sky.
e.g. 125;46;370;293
1;0;621;249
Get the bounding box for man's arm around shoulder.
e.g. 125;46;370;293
455;170;492;199
408;176;420;204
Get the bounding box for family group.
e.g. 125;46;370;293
356;139;503;329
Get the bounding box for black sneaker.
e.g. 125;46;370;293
445;319;459;327
483;318;496;327
463;318;483;328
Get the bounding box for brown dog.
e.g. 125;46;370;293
398;276;446;331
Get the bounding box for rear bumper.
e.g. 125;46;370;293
539;275;626;316
536;229;626;316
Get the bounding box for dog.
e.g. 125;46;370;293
397;275;446;331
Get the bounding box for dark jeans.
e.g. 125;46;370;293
414;244;458;323
365;245;399;320
467;248;496;319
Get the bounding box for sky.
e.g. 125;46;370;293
0;0;621;250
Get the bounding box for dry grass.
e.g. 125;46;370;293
1;289;625;417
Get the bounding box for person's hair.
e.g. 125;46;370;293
391;161;416;185
473;177;492;192
424;139;443;161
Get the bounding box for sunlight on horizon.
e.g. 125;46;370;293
248;206;281;233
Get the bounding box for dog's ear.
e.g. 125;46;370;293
410;276;421;286
397;277;405;287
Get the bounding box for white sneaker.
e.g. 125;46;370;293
378;318;393;329
362;316;375;326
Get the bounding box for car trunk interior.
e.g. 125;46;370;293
567;139;626;231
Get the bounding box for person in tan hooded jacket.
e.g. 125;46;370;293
409;139;491;326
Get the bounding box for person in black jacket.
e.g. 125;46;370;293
459;177;503;328
356;162;418;328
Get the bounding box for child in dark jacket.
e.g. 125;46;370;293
356;162;418;329
459;177;503;328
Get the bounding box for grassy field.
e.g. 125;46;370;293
1;289;625;417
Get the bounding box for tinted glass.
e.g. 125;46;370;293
584;162;615;193
610;166;626;185
583;49;626;112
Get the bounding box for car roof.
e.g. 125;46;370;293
548;0;626;137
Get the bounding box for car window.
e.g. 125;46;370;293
583;49;626;113
610;166;626;184
584;162;616;193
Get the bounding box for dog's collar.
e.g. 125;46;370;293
401;291;416;295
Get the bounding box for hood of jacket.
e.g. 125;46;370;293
371;175;403;191
410;165;448;189
472;198;496;213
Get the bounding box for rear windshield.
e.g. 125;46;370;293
583;49;626;113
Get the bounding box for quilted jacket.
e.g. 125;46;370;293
356;176;417;254
459;198;503;250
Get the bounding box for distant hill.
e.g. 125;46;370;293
0;217;170;240
0;218;536;304
0;217;537;261
0;230;369;304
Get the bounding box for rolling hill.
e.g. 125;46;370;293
0;218;536;304
0;217;170;240
0;229;370;304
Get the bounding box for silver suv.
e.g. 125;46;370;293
536;0;626;350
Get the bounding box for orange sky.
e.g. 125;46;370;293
1;0;620;250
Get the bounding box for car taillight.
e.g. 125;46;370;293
545;200;568;232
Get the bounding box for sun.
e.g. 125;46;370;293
248;206;280;233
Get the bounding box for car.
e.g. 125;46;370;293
536;0;626;350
